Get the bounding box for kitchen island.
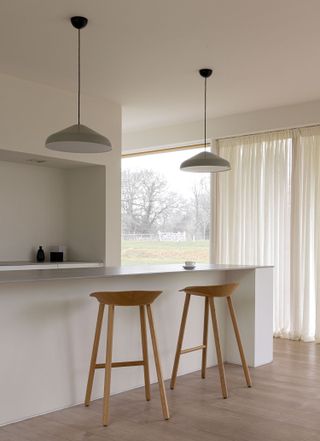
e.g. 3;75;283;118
0;263;272;426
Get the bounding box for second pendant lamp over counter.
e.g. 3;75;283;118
46;16;112;153
180;69;230;173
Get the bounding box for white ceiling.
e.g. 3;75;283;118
1;0;320;132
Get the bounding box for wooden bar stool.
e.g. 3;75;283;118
170;283;252;398
85;290;170;426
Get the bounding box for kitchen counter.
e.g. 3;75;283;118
0;261;103;272
0;263;273;426
0;263;270;283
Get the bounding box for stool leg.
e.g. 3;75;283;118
170;293;191;389
85;303;105;406
209;298;228;399
102;305;115;426
140;305;151;401
201;296;209;379
146;304;170;420
227;296;252;387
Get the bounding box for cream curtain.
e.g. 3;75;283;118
212;131;292;338
212;128;320;341
290;127;320;341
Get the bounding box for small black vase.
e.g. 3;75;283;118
36;246;45;262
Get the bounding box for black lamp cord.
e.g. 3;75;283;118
204;76;207;153
77;28;81;126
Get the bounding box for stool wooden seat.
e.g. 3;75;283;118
85;290;170;426
170;283;252;399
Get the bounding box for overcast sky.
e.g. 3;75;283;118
122;148;209;197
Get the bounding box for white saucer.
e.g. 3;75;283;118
183;265;195;270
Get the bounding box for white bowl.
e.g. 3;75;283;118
183;264;196;270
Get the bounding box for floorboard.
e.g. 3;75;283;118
1;339;320;440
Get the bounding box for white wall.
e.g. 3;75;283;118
0;73;122;265
105;153;121;266
123;99;320;150
66;166;106;262
0;161;67;261
0;160;108;263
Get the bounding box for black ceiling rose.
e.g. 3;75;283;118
199;68;213;79
70;16;88;30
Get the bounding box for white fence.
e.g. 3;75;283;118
123;231;186;242
158;231;186;242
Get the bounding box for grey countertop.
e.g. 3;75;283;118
0;263;271;285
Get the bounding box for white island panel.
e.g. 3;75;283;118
225;267;273;367
0;264;272;426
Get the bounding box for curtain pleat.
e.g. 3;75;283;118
212;127;320;341
213;131;292;338
290;127;320;341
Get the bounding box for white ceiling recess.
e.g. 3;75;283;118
1;0;320;132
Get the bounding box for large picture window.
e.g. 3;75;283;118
121;147;210;265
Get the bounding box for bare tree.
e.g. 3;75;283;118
190;178;210;240
122;169;183;234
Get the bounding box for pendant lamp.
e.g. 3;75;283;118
46;16;112;153
180;68;230;172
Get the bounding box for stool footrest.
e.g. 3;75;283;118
180;345;206;354
95;360;144;369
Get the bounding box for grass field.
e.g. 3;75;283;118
121;240;209;265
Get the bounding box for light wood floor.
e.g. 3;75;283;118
1;339;320;441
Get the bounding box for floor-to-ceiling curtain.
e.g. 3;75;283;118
212;127;320;341
212;131;292;338
290;127;320;341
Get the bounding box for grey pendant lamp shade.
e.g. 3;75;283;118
46;16;112;153
180;150;230;172
180;68;230;173
46;124;111;153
